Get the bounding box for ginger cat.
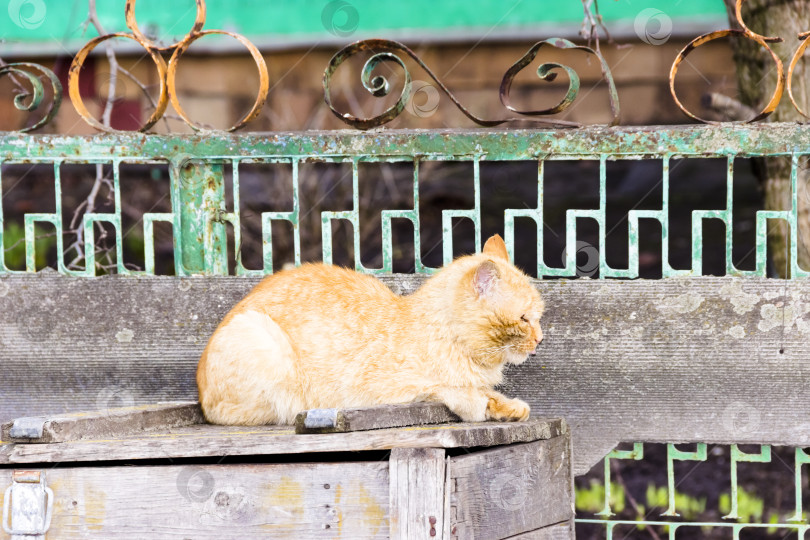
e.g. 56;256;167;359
197;234;544;425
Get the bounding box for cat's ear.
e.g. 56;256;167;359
482;234;509;261
473;260;500;297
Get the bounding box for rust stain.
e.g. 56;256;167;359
670;0;784;124
68;0;267;133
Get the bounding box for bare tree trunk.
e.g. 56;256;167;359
724;0;810;277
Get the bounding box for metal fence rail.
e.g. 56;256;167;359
1;124;808;278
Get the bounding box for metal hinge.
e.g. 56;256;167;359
2;470;53;539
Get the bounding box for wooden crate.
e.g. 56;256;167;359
0;403;573;539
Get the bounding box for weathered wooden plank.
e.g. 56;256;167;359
0;418;565;465
0;402;203;443
4;273;810;474
0;462;389;539
295;403;460;434
448;435;573;540
389;448;446;540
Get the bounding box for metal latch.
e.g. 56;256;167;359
8;417;46;440
2;470;53;539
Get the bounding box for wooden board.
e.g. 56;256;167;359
389;448;446;540
447;436;573;540
0;418;566;465
1;401;454;442
295;402;460;434
3;273;810;474
0;462;389;539
0;402;202;443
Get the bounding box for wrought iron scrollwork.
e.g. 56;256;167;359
323;38;620;130
69;0;269;132
670;0;784;123
0;63;62;132
500;38;620;125
788;31;810;119
670;0;810;124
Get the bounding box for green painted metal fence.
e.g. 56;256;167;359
1;124;807;278
580;443;810;539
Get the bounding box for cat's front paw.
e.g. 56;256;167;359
486;397;530;422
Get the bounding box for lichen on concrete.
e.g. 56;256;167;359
720;281;760;314
726;325;746;339
115;328;135;343
656;293;704;314
757;301;810;333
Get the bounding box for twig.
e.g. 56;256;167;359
85;0;117;127
580;0;613;53
114;65;175;131
0;56;30;95
69;0;119;272
612;462;663;540
2;230;58;253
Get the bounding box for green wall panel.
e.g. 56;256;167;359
1;0;727;51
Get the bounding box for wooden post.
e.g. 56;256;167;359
389;447;447;540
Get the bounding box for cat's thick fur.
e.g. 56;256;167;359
197;235;544;425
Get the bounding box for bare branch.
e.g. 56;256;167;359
580;0;617;53
67;0;121;272
611;461;663;540
0;56;30;95
114;64;175;131
2;231;57;254
86;0;118;127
